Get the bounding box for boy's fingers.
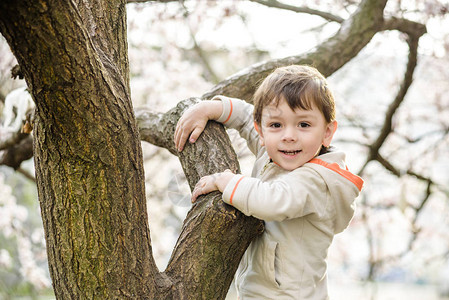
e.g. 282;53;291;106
174;120;183;149
174;122;190;151
174;129;179;150
191;180;201;202
191;191;198;203
191;177;212;203
175;122;205;151
189;126;204;144
175;131;186;151
191;185;203;203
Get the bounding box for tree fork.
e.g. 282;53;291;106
137;97;264;298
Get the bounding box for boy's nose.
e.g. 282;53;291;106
282;127;298;142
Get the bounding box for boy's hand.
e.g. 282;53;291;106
191;170;235;203
174;101;222;152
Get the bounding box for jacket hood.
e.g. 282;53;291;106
306;150;363;234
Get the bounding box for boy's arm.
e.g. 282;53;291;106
222;165;361;223
191;168;329;222
212;96;261;155
174;96;261;155
221;168;356;223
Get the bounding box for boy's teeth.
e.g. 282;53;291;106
282;150;300;155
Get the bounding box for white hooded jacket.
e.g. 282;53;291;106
214;96;364;300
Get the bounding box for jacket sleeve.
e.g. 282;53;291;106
221;168;331;222
213;95;261;155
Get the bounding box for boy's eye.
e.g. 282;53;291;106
299;122;310;128
269;122;282;128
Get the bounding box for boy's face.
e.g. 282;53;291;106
258;97;337;171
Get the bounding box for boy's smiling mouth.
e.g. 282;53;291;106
279;150;302;156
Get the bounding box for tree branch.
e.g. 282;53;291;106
0;129;29;150
382;16;427;37
180;2;220;83
249;0;344;23
202;0;388;101
367;180;433;273
365;33;420;166
16;166;36;182
11;64;24;79
0;135;33;169
355;24;432;280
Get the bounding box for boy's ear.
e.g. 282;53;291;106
323;120;337;147
259;134;265;147
254;122;265;147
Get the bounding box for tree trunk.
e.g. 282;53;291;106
0;0;158;298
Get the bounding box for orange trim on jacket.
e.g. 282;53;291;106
230;176;245;205
309;158;364;191
223;99;233;124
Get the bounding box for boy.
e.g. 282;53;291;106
174;65;363;299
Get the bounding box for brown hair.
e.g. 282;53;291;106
253;65;336;125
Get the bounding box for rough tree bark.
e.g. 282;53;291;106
0;0;427;299
0;0;159;298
